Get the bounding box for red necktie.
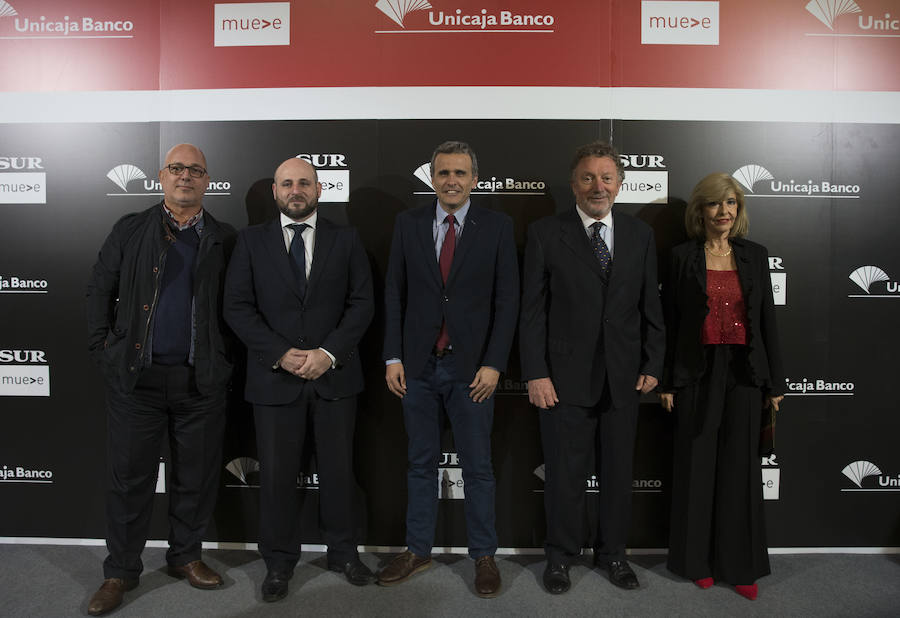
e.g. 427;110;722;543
435;214;456;351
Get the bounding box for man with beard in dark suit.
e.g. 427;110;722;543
224;157;375;602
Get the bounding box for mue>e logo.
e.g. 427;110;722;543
641;1;719;45
214;2;290;47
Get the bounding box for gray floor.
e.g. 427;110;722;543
3;544;899;617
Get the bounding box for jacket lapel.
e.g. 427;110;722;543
446;206;479;287
307;216;335;298
417;206;443;285
264;219;303;300
560;208;605;279
731;239;754;299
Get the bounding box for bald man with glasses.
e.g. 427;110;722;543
86;144;236;615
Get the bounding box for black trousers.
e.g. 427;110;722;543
540;377;640;565
667;345;770;584
254;383;360;572
103;364;226;580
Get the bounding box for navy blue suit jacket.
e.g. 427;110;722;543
383;203;519;381
224;216;374;405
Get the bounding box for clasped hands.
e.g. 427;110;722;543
278;347;331;381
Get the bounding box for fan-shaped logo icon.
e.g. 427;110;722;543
732;164;774;193
805;0;862;31
413;162;434;190
106;164;147;192
842;460;881;488
848;265;890;293
225;457;260;484
0;1;18;19
375;0;432;28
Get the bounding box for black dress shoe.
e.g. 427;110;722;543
606;560;639;589
261;570;293;602
329;558;376;586
542;562;570;595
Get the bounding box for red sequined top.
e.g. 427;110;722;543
702;270;747;345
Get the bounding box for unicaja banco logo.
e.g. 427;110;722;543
842;460;880;488
413;162;546;196
849;265;889;294
226;456;259;485
106;164;147;192
806;0;861;30
375;0;432;28
0;1;17;19
732;164;774;193
732;163;859;198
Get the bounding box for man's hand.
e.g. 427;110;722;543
659;393;674;412
766;395;784;412
386;363;407;398
527;377;559;410
469;367;500;403
635;374;658;394
296;348;332;381
278;348;308;373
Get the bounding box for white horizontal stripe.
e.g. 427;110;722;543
1;538;899;554
1;87;898;124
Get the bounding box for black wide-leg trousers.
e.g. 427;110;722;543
667;345;770;585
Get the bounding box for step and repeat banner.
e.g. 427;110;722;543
1;1;898;550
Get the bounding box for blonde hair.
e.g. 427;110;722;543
684;172;748;240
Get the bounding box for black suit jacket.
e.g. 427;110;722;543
519;208;665;408
383;203;519;381
224;216;374;405
661;238;785;395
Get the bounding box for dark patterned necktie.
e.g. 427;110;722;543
288;223;309;297
591;221;611;277
435;214;456;351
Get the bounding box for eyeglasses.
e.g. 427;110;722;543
165;163;207;178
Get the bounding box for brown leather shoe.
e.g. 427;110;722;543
168;560;223;589
87;578;138;616
377;550;432;586
474;555;501;598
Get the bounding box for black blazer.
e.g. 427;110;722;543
661;238;785;395
383;203;519;381
519;208;665;409
224;216;374;405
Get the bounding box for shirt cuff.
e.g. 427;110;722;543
319;347;336;369
385;358;401;366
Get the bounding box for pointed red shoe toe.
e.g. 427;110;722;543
735;583;758;600
694;577;714;589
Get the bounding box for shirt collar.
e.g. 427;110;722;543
281;210;318;230
435;199;471;226
163;204;204;231
575;205;613;232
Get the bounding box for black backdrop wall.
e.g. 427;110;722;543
2;119;898;549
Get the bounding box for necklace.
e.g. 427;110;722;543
704;244;732;257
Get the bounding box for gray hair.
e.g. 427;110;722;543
430;141;479;177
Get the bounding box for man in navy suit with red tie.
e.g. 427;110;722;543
378;141;519;598
224;157;375;602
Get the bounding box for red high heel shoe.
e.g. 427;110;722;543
735;583;758;600
694;577;714;589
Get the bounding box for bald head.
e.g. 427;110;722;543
165;143;207;170
273;157;322;221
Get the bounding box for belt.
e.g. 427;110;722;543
432;347;453;358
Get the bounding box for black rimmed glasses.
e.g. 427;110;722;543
165;163;207;178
